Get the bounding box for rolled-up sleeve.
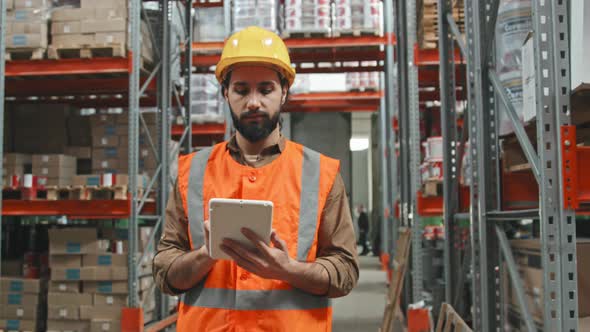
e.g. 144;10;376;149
315;174;360;298
152;180;191;295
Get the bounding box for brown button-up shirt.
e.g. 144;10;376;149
153;135;359;298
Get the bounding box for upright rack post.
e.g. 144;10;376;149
532;0;579;330
379;76;390;257
438;0;460;310
0;0;6;280
183;0;194;154
128;0;142;309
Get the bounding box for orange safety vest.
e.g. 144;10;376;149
176;140;340;332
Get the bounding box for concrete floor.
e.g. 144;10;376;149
332;255;388;332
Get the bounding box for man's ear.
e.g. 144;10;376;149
281;87;288;105
222;86;229;101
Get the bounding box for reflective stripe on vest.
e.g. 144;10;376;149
186;146;213;250
183;281;330;310
182;145;328;310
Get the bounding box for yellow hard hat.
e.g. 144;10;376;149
215;26;296;87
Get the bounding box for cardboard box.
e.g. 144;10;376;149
49;281;80;293
45;177;74;187
65;147;92;160
92;135;120;148
81;0;127;9
52;8;94;22
83;254;127;267
95;6;127;19
48;305;80;320
0;293;39;306
0;319;37;332
507;239;590;318
7;9;45;21
92;147;127;160
3;153;31;166
47;320;90;332
91;124;118;137
0;305;38;320
6;0;15;10
0;278;41;294
90;114;119;127
14;0;48;10
83;281;128;294
91;160;120;173
7;33;47;48
80;306;122;320
32;166;75;179
80;267;128;281
91;319;120;332
80;18;126;34
51;33;94;47
32;154;76;168
51;268;82;281
93;294;127;307
48;228;98;254
50;255;82;269
51;21;82;35
95;32;126;45
11;21;46;34
48;292;92;306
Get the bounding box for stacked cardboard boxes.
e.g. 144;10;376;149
32;154;76;187
6;0;50;56
503;239;590;327
3;153;32;186
90;113;158;177
0;277;46;332
50;0;127;50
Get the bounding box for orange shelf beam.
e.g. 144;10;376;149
171;123;226;137
2;200;156;219
5;56;132;77
284;91;382;113
193;0;223;7
416;186;470;217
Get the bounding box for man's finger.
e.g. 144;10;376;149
220;244;260;274
270;231;287;251
241;228;272;257
222;239;268;269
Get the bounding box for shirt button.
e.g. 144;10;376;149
248;175;257;182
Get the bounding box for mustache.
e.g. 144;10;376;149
239;110;270;119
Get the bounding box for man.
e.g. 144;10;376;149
153;26;359;331
357;205;369;255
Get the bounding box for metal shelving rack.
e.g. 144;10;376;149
437;0;579;331
0;0;197;329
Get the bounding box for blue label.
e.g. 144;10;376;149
105;147;118;158
98;255;112;266
66;242;81;253
9;281;23;292
12;35;27;47
86;176;101;186
7;320;20;330
105;125;116;136
8;293;22;305
66;269;81;280
14;11;27;20
98;282;113;293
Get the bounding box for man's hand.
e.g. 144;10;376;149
220;228;295;281
203;219;212;257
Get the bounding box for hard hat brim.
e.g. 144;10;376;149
215;56;296;87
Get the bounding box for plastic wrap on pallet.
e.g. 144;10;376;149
495;0;532;136
190;74;225;124
333;0;382;34
284;0;331;33
6;0;50;51
345;72;379;91
290;74;310;94
232;0;279;33
193;6;225;42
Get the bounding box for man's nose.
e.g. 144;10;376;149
246;94;261;110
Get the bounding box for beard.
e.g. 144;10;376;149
230;107;280;143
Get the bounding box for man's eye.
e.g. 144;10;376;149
235;89;248;95
260;89;272;95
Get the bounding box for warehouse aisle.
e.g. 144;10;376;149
332;255;387;332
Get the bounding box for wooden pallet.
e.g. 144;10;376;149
5;47;45;61
435;303;472;332
332;29;381;38
2;187;47;200
350;87;380;93
47;43;126;60
423;179;443;197
418;0;465;49
282;29;332;39
380;228;411;332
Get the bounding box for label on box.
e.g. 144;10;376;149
7;320;19;330
101;138;107;145
8;294;22;305
98;282;113;293
42;155;49;162
41;168;48;175
25;0;32;7
98;255;112;266
102;322;111;331
17;308;24;317
60;309;68;317
59;284;66;291
66;242;81;253
15;11;26;20
9;281;23;292
12;35;27;46
106;35;114;43
106;296;113;305
66;269;81;280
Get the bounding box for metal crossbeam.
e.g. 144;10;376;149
446;13;467;57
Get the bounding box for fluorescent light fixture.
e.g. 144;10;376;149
350;137;369;151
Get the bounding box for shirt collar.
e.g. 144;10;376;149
226;134;286;155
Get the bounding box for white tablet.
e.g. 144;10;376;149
208;198;274;260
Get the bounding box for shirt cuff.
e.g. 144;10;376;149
315;257;354;298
